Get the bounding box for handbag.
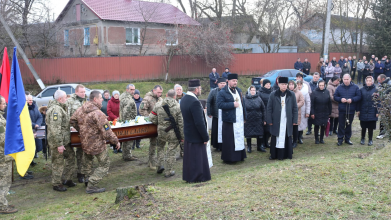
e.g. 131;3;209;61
325;118;330;137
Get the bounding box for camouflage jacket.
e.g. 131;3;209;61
70;101;118;155
139;91;162;116
119;91;137;121
0;111;13;163
46;100;70;148
149;97;184;143
66;93;87;117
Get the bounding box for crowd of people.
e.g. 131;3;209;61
1;58;391;214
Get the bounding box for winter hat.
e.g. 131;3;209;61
288;80;297;89
112;90;120;96
134;89;140;95
263;79;271;87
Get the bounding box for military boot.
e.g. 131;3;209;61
53;184;67;192
63;180;77;187
0;206;18;214
86;185;105;194
148;161;156;170
77;173;85;183
157;166;165;174
164;171;175;178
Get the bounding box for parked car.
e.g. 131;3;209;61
252;69;322;89
33;84;104;107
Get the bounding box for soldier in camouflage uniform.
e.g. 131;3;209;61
119;84;138;161
70;91;120;194
46;90;77;192
66;84;87;183
149;90;184;177
139;85;163;170
0;95;18;214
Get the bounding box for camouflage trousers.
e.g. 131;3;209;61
121;141;134;160
76;147;83;173
0;161;12;210
148;137;158;167
156;140;179;176
82;147;110;187
50;144;75;186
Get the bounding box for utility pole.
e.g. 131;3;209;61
323;0;332;61
0;13;45;90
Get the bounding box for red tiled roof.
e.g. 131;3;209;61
57;0;199;26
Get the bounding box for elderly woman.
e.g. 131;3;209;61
357;76;379;146
244;86;266;153
342;63;350;78
288;80;304;148
27;95;43;159
327;76;340;136
334;64;342;80
101;90;110;116
107;90;120;121
325;62;335;84
297;80;310;144
310;80;332;144
258;79;272;148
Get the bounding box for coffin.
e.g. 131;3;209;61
71;122;158;147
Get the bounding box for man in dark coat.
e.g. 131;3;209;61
338;56;346;68
266;77;298;160
334;74;362;145
331;57;338;67
207;78;226;151
181;79;211;183
294;58;303;71
302;58;311;75
217;74;247;163
309;72;320;91
209;68;220;89
222;68;231;79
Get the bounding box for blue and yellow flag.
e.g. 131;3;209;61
4;47;35;176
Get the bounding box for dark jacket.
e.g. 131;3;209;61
363;63;371;76
375;63;385;74
357;85;378;122
107;97;120;121
244;93;265;137
320;65;326;76
342;66;350;75
222;71;231;79
310;87;332;126
309;80;318;92
28;103;43;129
217;85;247;123
331;60;338;67
133;97;143;116
207;87;221;118
258;86;272;133
101;97;110;116
334;82;361;114
384;62;391;76
180;94;209;143
209;72;220;88
303;62;311;72
41;113;46;126
338;59;346;68
266;89;298;137
294;61;303;70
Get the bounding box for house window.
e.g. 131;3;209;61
64;30;69;46
165;29;178;46
352;32;358;44
84;27;90;46
126;28;140;45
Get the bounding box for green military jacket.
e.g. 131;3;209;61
46;100;71;148
0;111;13;163
149;97;184;143
119;91;137;121
66;93;87;117
139;91;162;116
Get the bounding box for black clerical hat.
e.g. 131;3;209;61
278;77;288;84
188;79;200;87
217;78;226;83
228;73;238;80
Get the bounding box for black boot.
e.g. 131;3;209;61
320;139;325;144
298;131;303;144
77;173;85;183
306;130;312;135
315;138;320;144
257;138;266;152
360;139;365;145
292;142;298;148
247;138;252;153
329;131;332;136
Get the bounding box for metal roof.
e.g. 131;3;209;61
57;0;199;26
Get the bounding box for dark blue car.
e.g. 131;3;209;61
252;69;320;89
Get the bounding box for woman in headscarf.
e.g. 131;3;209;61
327;76;340;136
297;80;310;144
310;80;332;144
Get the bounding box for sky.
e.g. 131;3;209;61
49;0;71;19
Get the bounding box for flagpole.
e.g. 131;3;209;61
0;13;45;90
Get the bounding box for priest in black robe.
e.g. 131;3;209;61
217;74;247;163
181;79;211;183
266;77;298;160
